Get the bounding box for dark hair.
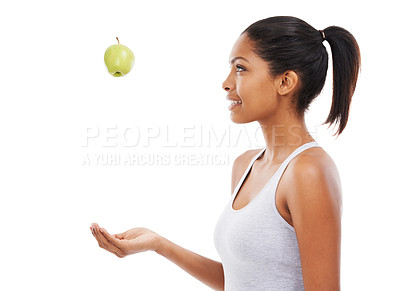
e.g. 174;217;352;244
242;16;361;136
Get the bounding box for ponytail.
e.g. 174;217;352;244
322;26;361;136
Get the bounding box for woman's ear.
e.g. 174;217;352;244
276;70;299;96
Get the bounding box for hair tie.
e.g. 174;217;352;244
319;30;326;41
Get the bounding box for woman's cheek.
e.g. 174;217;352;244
236;82;248;101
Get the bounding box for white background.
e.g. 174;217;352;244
1;0;399;290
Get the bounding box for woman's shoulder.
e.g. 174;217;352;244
284;146;342;213
285;146;341;187
290;146;338;174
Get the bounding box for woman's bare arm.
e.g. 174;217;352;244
90;223;224;291
286;155;342;290
155;235;224;291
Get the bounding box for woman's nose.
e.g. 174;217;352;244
222;71;234;92
222;79;231;91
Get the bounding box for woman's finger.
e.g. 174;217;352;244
114;233;124;240
101;228;124;246
91;225;104;248
101;228;133;255
91;224;124;258
92;223;110;248
92;225;123;257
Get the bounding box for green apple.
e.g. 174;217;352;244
104;37;135;77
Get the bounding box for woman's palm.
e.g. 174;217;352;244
91;224;160;258
116;227;159;254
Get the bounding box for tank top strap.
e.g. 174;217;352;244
232;142;320;198
232;147;267;197
272;141;321;186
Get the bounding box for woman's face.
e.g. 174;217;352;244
222;33;283;124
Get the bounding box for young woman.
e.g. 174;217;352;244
90;16;361;290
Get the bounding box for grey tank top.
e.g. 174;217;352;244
214;141;321;291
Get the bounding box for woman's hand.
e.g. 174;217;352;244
90;223;161;258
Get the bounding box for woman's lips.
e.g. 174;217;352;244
228;100;242;110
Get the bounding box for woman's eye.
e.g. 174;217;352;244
235;65;245;72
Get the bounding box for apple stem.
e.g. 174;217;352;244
116;37;119;44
